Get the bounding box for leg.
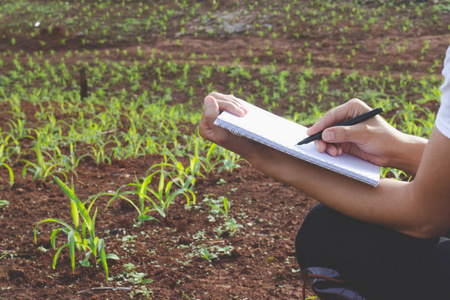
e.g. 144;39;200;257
295;203;443;300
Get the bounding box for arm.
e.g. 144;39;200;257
250;129;450;239
199;93;450;238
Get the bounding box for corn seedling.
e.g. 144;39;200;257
0;137;17;187
105;172;163;225
88;142;113;166
205;196;243;237
216;148;243;173
163;151;204;190
60;143;90;169
34;177;118;282
0;163;14;187
145;167;196;221
21;140;69;181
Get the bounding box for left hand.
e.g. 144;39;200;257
199;92;264;158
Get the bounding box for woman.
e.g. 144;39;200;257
198;47;450;299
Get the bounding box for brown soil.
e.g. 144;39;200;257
1;1;449;299
0;156;315;299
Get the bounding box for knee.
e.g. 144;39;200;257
295;203;336;268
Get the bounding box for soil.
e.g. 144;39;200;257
1;1;450;299
0;156;315;299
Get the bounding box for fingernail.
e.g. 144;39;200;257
322;130;334;141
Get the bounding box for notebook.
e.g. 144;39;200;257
214;100;381;186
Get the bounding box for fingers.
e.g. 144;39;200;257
314;140;343;156
208;92;248;116
322;123;371;145
199;93;247;144
308;99;373;155
306;98;371;136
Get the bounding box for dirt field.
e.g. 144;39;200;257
1;1;450;299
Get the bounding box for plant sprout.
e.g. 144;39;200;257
34;177;118;282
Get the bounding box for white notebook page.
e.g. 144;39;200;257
214;100;381;186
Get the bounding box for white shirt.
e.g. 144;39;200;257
435;46;450;139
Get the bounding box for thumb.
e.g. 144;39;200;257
203;96;220;122
322;124;368;144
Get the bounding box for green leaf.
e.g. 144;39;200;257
137;214;153;221
50;228;63;249
0;163;14;187
70;199;79;230
223;197;228;214
34;218;75;244
141;279;154;284
90;207;98;238
153;206;166;218
164;180;174;198
176;161;184;172
105;253;119;260
98;239;109;282
158;171;165;197
68;231;76;273
80;258;90;267
52;243;69;270
139;173;155;211
54;176;92;231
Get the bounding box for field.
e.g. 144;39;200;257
0;0;449;299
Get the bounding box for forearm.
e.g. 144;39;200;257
245;146;423;237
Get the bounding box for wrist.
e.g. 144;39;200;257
388;132;427;175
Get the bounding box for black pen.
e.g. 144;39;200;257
297;107;383;146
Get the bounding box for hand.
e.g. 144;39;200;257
307;98;404;167
199;92;264;158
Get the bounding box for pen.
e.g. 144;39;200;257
297;107;383;146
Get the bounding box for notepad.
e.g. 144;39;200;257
214;100;381;186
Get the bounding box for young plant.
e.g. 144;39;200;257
206;196;243;236
144;167;196;222
0;138;15;187
106;171;163;225
88;142;113;166
199;247;218;262
197;143;223;174
22;139;68;181
216;149;243;173
107;167;195;223
0;163;14;187
60;142;90;168
164;151;204;190
34;177;118;282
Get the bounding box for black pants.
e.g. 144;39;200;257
295;203;450;300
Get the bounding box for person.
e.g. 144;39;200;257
199;46;450;299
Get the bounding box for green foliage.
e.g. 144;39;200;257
205;196;243;237
21;141;69;181
0;200;10;209
0;163;14;187
142;167;196;221
34;177;118;282
107;164;196;224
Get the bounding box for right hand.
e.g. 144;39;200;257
307;98;404;167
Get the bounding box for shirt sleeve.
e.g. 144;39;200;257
435;46;450;140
